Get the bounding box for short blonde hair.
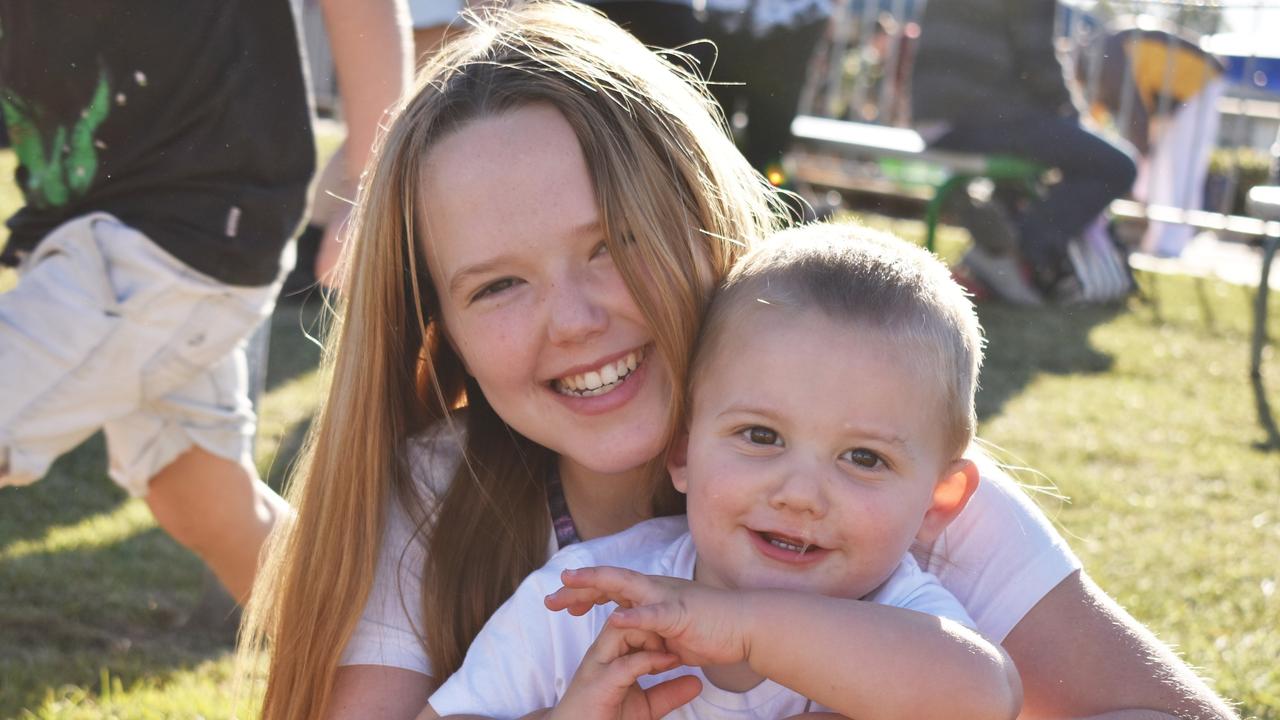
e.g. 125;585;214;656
691;223;985;456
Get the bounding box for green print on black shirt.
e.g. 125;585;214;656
1;69;111;209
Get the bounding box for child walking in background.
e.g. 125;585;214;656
424;224;1022;720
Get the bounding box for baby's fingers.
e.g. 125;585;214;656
602;649;682;686
607;602;683;637
544;584;612;616
643;675;702;718
585;617;669;663
557;566;666;606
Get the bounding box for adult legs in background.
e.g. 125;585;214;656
1138;78;1224;257
933;113;1137;288
590;1;715;76
704;18;827;173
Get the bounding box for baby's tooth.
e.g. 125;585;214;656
584;371;602;389
601;364;618;384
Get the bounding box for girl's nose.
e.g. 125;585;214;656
546;275;609;346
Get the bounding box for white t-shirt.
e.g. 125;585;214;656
339;426;1082;677
428;515;974;719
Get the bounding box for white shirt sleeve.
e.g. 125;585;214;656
338;423;466;676
923;457;1083;642
338;485;432;674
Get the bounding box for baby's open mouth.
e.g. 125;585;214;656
552;348;643;398
758;530;820;556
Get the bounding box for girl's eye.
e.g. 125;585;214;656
591;241;611;259
471;277;520;302
841;448;884;469
740;426;783;447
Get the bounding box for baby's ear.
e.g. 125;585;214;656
919;458;979;542
667;431;691;494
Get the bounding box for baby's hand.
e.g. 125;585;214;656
549;618;701;720
545;566;751;668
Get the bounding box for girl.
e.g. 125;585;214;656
243;3;1236;720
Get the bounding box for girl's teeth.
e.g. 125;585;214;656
556;350;642;396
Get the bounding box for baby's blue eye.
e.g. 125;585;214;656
841;448;883;469
741;426;782;447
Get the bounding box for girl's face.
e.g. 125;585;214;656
671;308;964;599
420;103;674;480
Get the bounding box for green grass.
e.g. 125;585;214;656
1;157;1279;716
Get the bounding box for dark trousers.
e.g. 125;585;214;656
590;1;715;76
704;18;827;173
933;114;1136;276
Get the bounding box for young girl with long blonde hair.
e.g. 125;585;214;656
243;4;1237;720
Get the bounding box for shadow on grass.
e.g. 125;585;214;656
975;302;1123;422
0;527;232;717
263;292;329;394
263;415;316;491
0;435;123;548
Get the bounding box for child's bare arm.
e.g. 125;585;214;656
548;566;1021;720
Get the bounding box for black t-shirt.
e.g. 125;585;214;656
0;0;315;286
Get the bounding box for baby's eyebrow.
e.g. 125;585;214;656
714;405;784;423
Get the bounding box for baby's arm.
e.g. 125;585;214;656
422;613;699;720
549;567;1021;720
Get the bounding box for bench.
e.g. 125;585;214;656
788;114;1280;432
787;115;1044;252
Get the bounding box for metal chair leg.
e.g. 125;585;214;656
925;175;972;253
1251;235;1278;380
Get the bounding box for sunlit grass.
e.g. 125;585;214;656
1;501;154;563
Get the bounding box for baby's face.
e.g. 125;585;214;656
672;308;956;599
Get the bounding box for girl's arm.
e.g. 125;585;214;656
325;666;436;720
934;464;1237;719
1003;571;1238;720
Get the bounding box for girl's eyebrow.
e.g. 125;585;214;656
448;255;518;296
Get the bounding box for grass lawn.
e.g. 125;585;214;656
1;153;1279;717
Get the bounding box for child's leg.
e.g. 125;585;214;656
145;446;289;603
1;213;288;602
90;219;289;602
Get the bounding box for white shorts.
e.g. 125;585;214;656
0;213;278;497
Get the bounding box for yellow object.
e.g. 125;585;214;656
1126;36;1221;110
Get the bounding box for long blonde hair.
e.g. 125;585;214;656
242;3;781;718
